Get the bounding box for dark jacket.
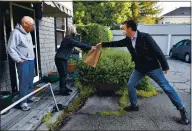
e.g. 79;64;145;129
55;36;92;60
102;31;169;73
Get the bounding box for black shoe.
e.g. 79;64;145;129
66;88;73;93
179;108;190;125
124;104;139;112
60;92;70;96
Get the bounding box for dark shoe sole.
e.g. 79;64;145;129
66;89;73;93
60;92;70;96
124;107;139;112
180;119;190;125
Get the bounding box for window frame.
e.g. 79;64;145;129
54;17;67;51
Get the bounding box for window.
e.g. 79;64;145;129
55;17;66;51
183;40;191;46
175;40;184;48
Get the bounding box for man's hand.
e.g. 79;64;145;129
163;70;168;74
18;59;25;63
96;42;102;48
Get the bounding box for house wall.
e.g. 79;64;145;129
38;16;73;76
39;17;57;76
111;24;191;55
159;16;190;24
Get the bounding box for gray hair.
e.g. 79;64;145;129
66;25;77;36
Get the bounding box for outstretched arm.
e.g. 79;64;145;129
97;37;130;48
70;38;96;50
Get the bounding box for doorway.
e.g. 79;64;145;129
10;2;40;91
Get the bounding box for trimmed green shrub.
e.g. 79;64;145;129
77;48;134;86
76;23;113;45
77;48;156;92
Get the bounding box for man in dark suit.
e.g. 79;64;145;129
96;20;189;125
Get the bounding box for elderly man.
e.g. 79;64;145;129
8;16;40;111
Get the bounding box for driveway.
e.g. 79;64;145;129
59;58;191;131
60;92;190;130
151;58;191;93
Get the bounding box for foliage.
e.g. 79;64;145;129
76;24;113;45
77;49;157;92
142;16;163;24
137;88;157;97
68;58;77;64
73;1;162;25
138;76;154;91
77;48;134;86
42;112;52;123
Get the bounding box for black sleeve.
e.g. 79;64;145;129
70;38;92;50
145;34;169;71
102;37;130;47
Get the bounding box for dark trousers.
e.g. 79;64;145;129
16;60;34;104
55;58;68;93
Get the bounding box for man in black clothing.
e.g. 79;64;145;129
96;20;189;125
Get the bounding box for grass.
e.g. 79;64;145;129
136;85;158;97
91;85;158;117
42;112;52;123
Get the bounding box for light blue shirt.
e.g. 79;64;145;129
131;31;137;49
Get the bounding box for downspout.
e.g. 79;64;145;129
35;19;42;79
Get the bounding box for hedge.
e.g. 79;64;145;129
76;23;113;46
76;48;156;91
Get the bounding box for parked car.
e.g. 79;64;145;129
169;39;191;63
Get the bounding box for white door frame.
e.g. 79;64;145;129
9;2;40;91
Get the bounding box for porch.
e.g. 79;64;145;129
1;81;78;130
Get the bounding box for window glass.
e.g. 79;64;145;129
55;17;66;50
175;41;183;48
183;40;191;46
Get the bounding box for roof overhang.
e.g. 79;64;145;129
43;1;73;17
7;0;73;17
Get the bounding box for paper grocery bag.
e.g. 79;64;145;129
83;48;102;67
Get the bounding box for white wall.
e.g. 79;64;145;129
159;16;190;24
111;24;191;55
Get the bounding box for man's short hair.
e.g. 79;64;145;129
122;20;137;31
